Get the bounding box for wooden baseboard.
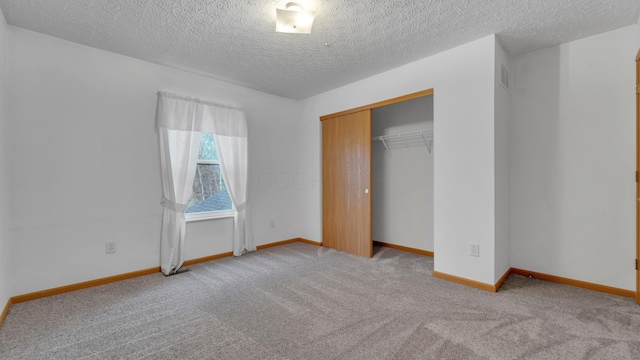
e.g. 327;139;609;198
433;267;634;297
183;252;234;267
256;238;323;250
11;266;161;304
297;238;323;247
0;298;11;328
432;268;515;293
257;238;300;250
494;268;511;292
433;271;497;292
4;237;636;330
185;238;322;266
510;268;635;298
373;241;434;257
9;237;323;307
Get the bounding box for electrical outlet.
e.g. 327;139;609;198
270;220;275;229
470;243;479;257
106;241;116;254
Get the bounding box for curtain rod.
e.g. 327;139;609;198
157;91;244;112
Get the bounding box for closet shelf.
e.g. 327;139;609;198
372;129;433;154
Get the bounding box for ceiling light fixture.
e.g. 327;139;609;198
276;2;316;34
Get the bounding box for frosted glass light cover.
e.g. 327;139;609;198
276;8;315;34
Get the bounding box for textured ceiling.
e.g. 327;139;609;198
0;0;638;100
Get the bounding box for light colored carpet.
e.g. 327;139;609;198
1;242;640;359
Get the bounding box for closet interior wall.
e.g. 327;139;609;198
371;95;434;252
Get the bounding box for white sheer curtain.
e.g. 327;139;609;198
158;128;200;275
208;107;254;256
156;91;252;275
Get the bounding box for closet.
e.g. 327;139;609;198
371;96;434;253
320;89;434;257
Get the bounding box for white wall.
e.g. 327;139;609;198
637;14;640;48
6;27;301;296
298;36;500;285
494;39;511;282
371;96;434;251
510;26;637;290
0;8;11;308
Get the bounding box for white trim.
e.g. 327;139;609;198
197;159;220;165
185;210;235;222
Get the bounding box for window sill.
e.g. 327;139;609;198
185;210;235;223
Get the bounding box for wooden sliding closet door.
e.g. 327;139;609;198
322;110;372;257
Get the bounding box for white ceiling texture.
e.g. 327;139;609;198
0;0;638;100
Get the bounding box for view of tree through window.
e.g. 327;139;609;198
186;133;233;213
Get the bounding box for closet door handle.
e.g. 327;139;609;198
365;188;369;194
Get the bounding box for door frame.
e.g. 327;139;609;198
636;49;639;304
320;89;434;121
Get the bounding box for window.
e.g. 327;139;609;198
185;132;234;221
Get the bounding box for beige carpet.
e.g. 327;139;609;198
1;242;640;359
